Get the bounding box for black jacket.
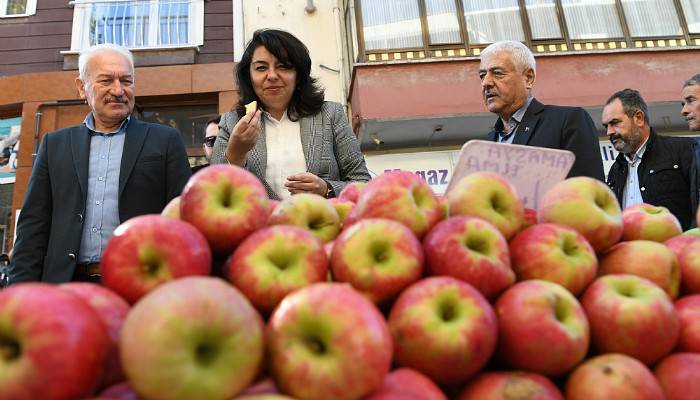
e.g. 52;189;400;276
606;129;699;230
487;98;605;181
9;119;192;283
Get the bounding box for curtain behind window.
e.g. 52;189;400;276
461;0;525;44
525;0;563;39
681;0;700;33
426;0;461;44
6;0;27;15
561;0;623;39
621;0;682;37
361;0;423;50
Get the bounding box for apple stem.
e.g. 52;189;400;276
303;336;326;355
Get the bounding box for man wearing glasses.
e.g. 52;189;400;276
193;115;221;173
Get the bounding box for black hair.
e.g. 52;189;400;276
605;88;650;125
235;29;325;121
206;115;221;126
683;74;700;88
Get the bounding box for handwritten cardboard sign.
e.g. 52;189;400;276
446;140;575;209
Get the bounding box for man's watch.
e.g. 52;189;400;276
323;180;335;199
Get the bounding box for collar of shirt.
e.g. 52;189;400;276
624;137;649;166
495;95;533;140
263;110;290;125
83;112;131;135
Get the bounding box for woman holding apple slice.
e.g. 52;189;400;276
210;29;370;200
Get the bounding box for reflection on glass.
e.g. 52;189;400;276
680;0;700;33
425;0;461;44
525;0;562;39
6;0;27;15
361;0;423;50
622;0;681;36
461;0;525;44
561;0;623;40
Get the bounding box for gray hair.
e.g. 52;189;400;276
78;43;134;81
683;74;700;88
481;41;536;73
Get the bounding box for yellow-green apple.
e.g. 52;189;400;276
509;223;597;296
446;172;524;240
582;274;679;365
494;280;589;376
423;215;513;300
666;239;700;294
685;227;700;236
538;177;623;253
458;371;564;400
180;164;269;254
388;276;498;385
266;282;392;400
0;283;111;400
676;295;700;352
365;368;447;400
161;195;181;219
328;197;355;227
268;193;340;243
101;215;212;304
654;353;700;400
337;181;367;203
599;240;680;299
120;277;264;400
61;283;130;389
331;218;423;304
621;203;682;242
226;225;328;315
435;194;448;220
354;171;442;239
565;354;664;400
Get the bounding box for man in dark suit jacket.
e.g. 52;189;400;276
9;43;191;284
480;41;604;181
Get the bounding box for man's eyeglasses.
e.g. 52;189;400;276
204;136;217;148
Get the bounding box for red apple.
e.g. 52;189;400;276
435;194;449;220
0;283;111;400
654;352;700;400
676;294;700;352
160;195;181;219
101;215;211;304
354;171;442;239
331;218;423;304
538;176;623;253
582;274;679;365
675;239;700;294
664;234;699;256
446;171;524;240
622;203;682;242
337;181;367;203
226;225;328;314
509;223;597;296
599;240;680;299
495;280;589;376
522;207;538;230
458;371;564;400
180;164;269;254
365;368;446;400
61;283;130;389
99;382;138;400
268;193;341;243
120;277;264;400
388;276;498;385
565;353;664;400
423;215;513;300
267;282;392;400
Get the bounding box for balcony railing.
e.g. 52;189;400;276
69;0;203;51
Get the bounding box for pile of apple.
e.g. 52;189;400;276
2;164;700;400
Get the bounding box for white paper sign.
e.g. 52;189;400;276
446;140;575;209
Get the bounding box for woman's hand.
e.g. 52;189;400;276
225;109;261;166
285;172;329;197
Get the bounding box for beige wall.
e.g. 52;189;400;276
242;0;345;104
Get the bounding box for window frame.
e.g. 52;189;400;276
353;0;699;61
0;0;37;18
